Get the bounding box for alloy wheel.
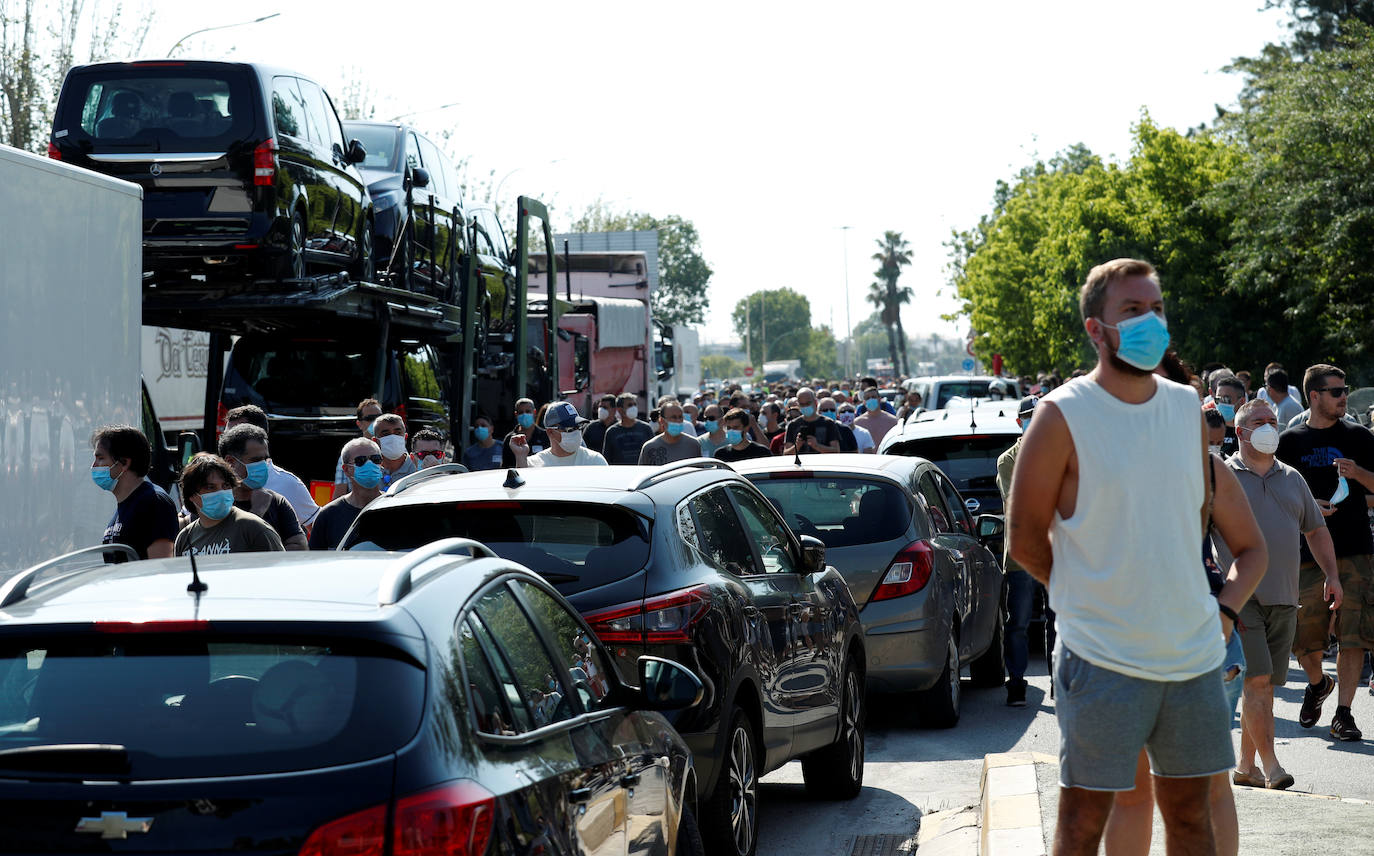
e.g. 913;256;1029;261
728;723;757;854
843;669;864;782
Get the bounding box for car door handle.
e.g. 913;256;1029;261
569;786;594;804
620;771;641;788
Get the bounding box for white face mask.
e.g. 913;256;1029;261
624;406;639;420
597;407;610;421
378;434;407;460
1247;423;1281;455
557;430;583;453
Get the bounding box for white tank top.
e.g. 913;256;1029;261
1044;375;1223;681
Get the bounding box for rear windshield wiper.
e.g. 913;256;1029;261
534;572;580;583
0;744;130;775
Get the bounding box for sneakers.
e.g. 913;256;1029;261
1006;678;1027;707
1299;674;1335;728
1331;707;1363;742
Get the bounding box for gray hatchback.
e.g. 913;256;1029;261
733;454;1005;727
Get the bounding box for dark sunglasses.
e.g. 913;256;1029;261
415;449;445;459
349;454;383;467
1317;386;1350;397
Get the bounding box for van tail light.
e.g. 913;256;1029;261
393;781;495;856
47;142;62;161
216;401;229;438
585;585;712;645
298;780;494;856
870;540;935;602
393;403;408;425
253;138;277;186
298;803;386;856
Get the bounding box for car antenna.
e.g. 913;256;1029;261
503;468;525;489
186;550;208;594
969;397;978;431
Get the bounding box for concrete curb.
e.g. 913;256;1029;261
979;751;1057;856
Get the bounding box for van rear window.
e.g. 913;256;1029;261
228;341;379;410
344;502;651;596
0;635;423;779
57;68;255;151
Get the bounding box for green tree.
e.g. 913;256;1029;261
800;327;840;378
701;354;742;380
1263;0;1374;56
865;282;900;372
569;202;713;326
871;231;914;374
730;288;813;366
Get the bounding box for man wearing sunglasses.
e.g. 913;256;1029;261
1276;364;1374;741
309;437;384;550
411;429;448;470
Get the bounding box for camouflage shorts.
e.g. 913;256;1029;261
1293;555;1374;657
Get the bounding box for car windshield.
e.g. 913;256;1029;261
934;381;993;409
228;340;378;411
890;435;1017;488
343;502;652;596
345;124;401;172
749;477;909;549
0;634;423;779
57;67;255;151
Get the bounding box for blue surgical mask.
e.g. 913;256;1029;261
704;420;719;433
474;426;491;441
1100;312;1170;372
352;460;383;489
666;422;685;437
198;489;235;521
516;412;535;429
90;464;120;492
725;429;744;445
820;409;836;419
864;398;879;411
1215;402;1236;422
800;405;816;417
243;459;270;490
1332;476;1350;505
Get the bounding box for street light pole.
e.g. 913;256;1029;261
166;13;281;57
840;225;852;378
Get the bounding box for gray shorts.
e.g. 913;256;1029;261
1238;601;1297;687
1055;647;1235;790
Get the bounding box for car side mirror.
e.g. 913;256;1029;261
176;432;202;469
798;534;826;573
977;514;1005;540
346;138;367;164
410;166;430;189
635;656;703;711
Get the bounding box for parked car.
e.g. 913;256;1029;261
880;406;1023;518
340;460;868;856
218;333;452;482
901;376;1020;414
50;60;373;282
0;541;705;855
733;454;1005;727
342;120;464;297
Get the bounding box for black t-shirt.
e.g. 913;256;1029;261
784;416;840;452
602;420;655;465
502;428;550;467
1276;420;1374;557
102;480;179;559
308;497;364;550
1219;426;1239;459
714;442;774;463
583;419;615;456
235;490;304;545
833;421;857;452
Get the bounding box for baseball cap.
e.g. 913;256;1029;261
1018;395;1039;418
544;401;590;430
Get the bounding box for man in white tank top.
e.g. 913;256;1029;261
1007;259;1268;856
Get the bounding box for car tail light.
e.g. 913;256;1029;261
871;540;935;602
393;781;495;856
47;142;61;161
585;585;712;645
216;401;229;438
394;403;408;424
253;138;277;186
95;620;210;633
298;804;386;856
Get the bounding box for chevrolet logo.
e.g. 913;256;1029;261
74;811;154;839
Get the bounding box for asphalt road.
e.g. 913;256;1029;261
756;648;1374;856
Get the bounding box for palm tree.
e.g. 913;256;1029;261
866;282;899;374
871;231;914;375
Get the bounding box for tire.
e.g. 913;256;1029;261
274;209;307;281
349;214;374;282
702;705;759;856
915;631;960;728
969;607;1006;688
801;657;865;799
675;803;706;856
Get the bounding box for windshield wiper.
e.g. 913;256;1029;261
0;744;130;774
535;572;580;583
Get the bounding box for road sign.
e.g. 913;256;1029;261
744;366;755;376
961;358;975;372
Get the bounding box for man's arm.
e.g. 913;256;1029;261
146;539;174;559
1007;402;1071;586
1302;526;1344;610
1209;459;1268;638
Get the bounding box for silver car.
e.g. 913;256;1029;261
733;454;1005;727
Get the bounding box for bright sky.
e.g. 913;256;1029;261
130;0;1288;347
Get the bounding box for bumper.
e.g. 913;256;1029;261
859;598;947;693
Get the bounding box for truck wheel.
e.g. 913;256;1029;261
801;657;865;799
702;705;758;856
915;631;960;728
969;608;1006;688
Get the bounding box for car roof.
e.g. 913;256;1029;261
885;408;1023;444
730;453;920;483
0;550;515;628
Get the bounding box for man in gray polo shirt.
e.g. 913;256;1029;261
1217;399;1342;790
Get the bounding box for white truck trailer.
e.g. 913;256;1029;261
0;143;143;573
